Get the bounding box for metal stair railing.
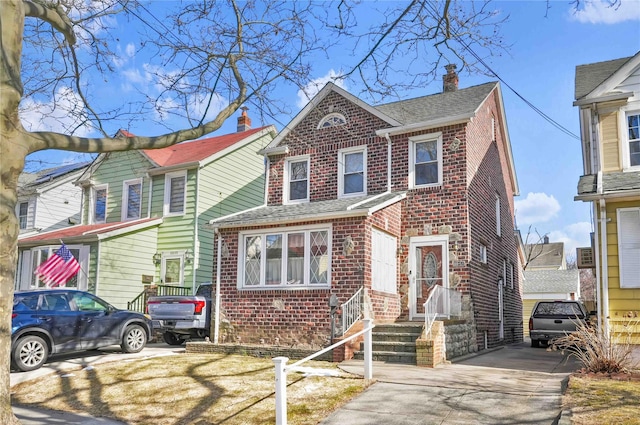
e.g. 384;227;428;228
127;285;192;313
423;285;462;338
340;287;363;336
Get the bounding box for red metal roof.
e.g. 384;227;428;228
143;126;270;167
19;218;160;244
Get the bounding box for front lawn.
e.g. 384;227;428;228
11;352;367;425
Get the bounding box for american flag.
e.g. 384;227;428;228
34;244;81;288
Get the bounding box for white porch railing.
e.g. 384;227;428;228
340;287;363;336
273;318;374;425
424;286;462;338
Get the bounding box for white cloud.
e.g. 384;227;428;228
297;70;347;108
515;192;561;226
188;93;228;123
570;0;640;24
20;87;93;136
548;222;593;261
126;43;136;58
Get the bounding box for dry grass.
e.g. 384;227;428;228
564;375;640;425
11;352;367;424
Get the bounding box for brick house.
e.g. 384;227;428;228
209;66;522;357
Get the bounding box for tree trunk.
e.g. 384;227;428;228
1;0;28;422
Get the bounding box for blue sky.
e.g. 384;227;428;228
22;0;640;259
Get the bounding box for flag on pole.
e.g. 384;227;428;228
34;243;81;288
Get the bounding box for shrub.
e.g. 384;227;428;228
551;321;638;374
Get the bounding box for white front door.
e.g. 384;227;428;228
408;235;449;320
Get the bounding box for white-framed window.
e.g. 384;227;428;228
318;112;346;129
625;112;640;169
25;245;88;290
509;262;515;290
239;225;331;289
91;184;108;224
371;228;397;294
617;207;640;288
503;258;507;286
479;243;487;263
284;156;310;203
122;178;143;221
164;171;187;216
338;146;366;198
495;193;501;237
18;201;29;229
162;254;184;285
409;132;443;188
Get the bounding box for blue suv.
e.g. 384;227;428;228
11;289;153;371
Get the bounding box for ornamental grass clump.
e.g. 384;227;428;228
552;321;638;375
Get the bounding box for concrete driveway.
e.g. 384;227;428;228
10;342;185;387
321;341;580;425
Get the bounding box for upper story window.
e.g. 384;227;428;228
626;112;640;168
509;262;515;290
122;178;142;220
284;157;309;203
338;147;366;197
240;226;331;289
409;132;442;188
92;185;108;224
18;201;29;229
318;113;346;129
479;243;487;263
164;171;186;216
495;193;501;237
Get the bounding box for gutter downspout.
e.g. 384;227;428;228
192;168;200;292
384;133;392;192
213;228;222;344
592;202;602;334
599;196;610;337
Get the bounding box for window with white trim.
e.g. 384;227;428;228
318;113;346;129
162;254;184;285
509;262;515;290
503;258;507;286
626;112;640;168
240;226;330;288
92;185;108;224
617;208;640;288
284;157;309;203
409;133;442;188
338;147;366;197
18;201;29;229
28;245;86;289
122;178;142;220
371;228;397;293
164;171;186;216
495;194;501;237
479;244;487;263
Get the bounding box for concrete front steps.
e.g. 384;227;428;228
353;322;424;364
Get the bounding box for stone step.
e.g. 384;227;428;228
372;332;421;343
353;350;417;364
368;341;417;353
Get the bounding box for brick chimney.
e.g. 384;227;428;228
443;64;458;92
237;106;251;132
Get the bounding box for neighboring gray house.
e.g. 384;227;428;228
524;236;566;270
16;162;90;237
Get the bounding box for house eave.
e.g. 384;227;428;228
375;113;473;137
575;189;640;202
210;209;372;230
573;91;634;107
147;161;200;176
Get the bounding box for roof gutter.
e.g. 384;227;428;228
146;161;200;176
375;113;473;138
573;92;633;107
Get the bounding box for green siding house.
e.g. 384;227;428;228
17;115;275;308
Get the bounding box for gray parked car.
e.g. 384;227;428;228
528;300;591;347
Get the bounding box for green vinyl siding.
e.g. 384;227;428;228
195;133;268;285
84;151;151;224
96;226;159;308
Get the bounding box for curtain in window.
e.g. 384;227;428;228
309;231;328;284
287;233;304;284
266;234;282;285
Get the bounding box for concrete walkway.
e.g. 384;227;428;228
321;341;580;425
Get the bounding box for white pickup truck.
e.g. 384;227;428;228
528;300;591;347
147;283;212;346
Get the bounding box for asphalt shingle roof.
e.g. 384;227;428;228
574;56;633;100
577;171;640;195
523;269;580;294
524;243;565;269
211;192;406;228
375;82;497;125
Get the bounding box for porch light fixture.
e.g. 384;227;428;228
185;249;193;264
153;252;162;265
